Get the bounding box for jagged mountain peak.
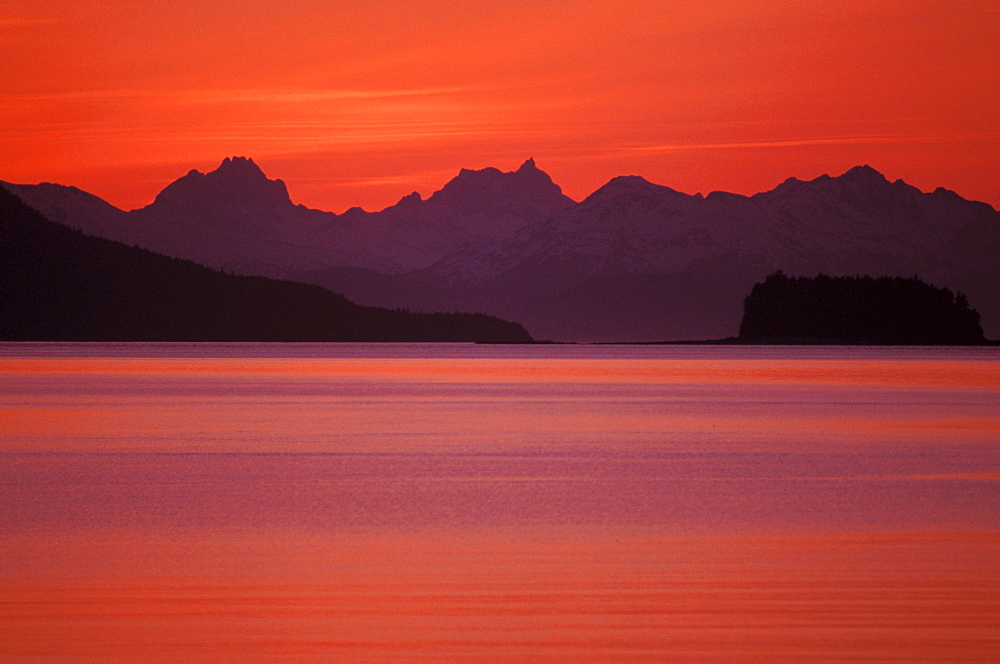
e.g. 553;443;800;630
757;165;911;205
839;164;888;183
213;155;267;178
826;166;926;207
149;156;292;211
440;159;556;190
517;157;538;173
172;156;269;184
427;159;573;212
395;191;423;206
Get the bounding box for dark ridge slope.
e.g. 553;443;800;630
0;186;532;342
738;272;986;345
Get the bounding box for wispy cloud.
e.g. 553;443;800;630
4;86;484;104
191;87;483;104
625;133;1000;153
1;114;525;147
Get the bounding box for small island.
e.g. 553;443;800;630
737;272;987;345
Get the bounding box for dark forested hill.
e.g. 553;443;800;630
737;272;987;345
0;187;532;342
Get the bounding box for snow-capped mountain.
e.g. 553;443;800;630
4;156;573;277
4;159;998;341
390;165;997;340
307;157;574;273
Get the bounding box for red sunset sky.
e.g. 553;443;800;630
3;0;998;213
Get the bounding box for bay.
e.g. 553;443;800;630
2;343;998;661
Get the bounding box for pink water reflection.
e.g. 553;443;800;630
1;344;998;660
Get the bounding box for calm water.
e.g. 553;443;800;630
2;343;998;661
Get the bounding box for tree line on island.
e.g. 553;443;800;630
0;186;533;342
738;271;987;345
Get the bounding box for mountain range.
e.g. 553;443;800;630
0;185;531;342
5;157;998;341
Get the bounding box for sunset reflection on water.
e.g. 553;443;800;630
2;344;998;661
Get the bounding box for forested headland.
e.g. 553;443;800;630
738;272;987;345
0;186;532;342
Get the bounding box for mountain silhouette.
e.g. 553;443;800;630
0;186;532;342
307;158;575;273
427;158;574;233
5;160;998;341
5;157;573;278
385;166;995;340
151;156;294;212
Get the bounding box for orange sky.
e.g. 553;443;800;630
2;0;998;213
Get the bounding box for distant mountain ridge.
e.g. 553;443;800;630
5;159;998;341
0;186;532;342
5;156;572;277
